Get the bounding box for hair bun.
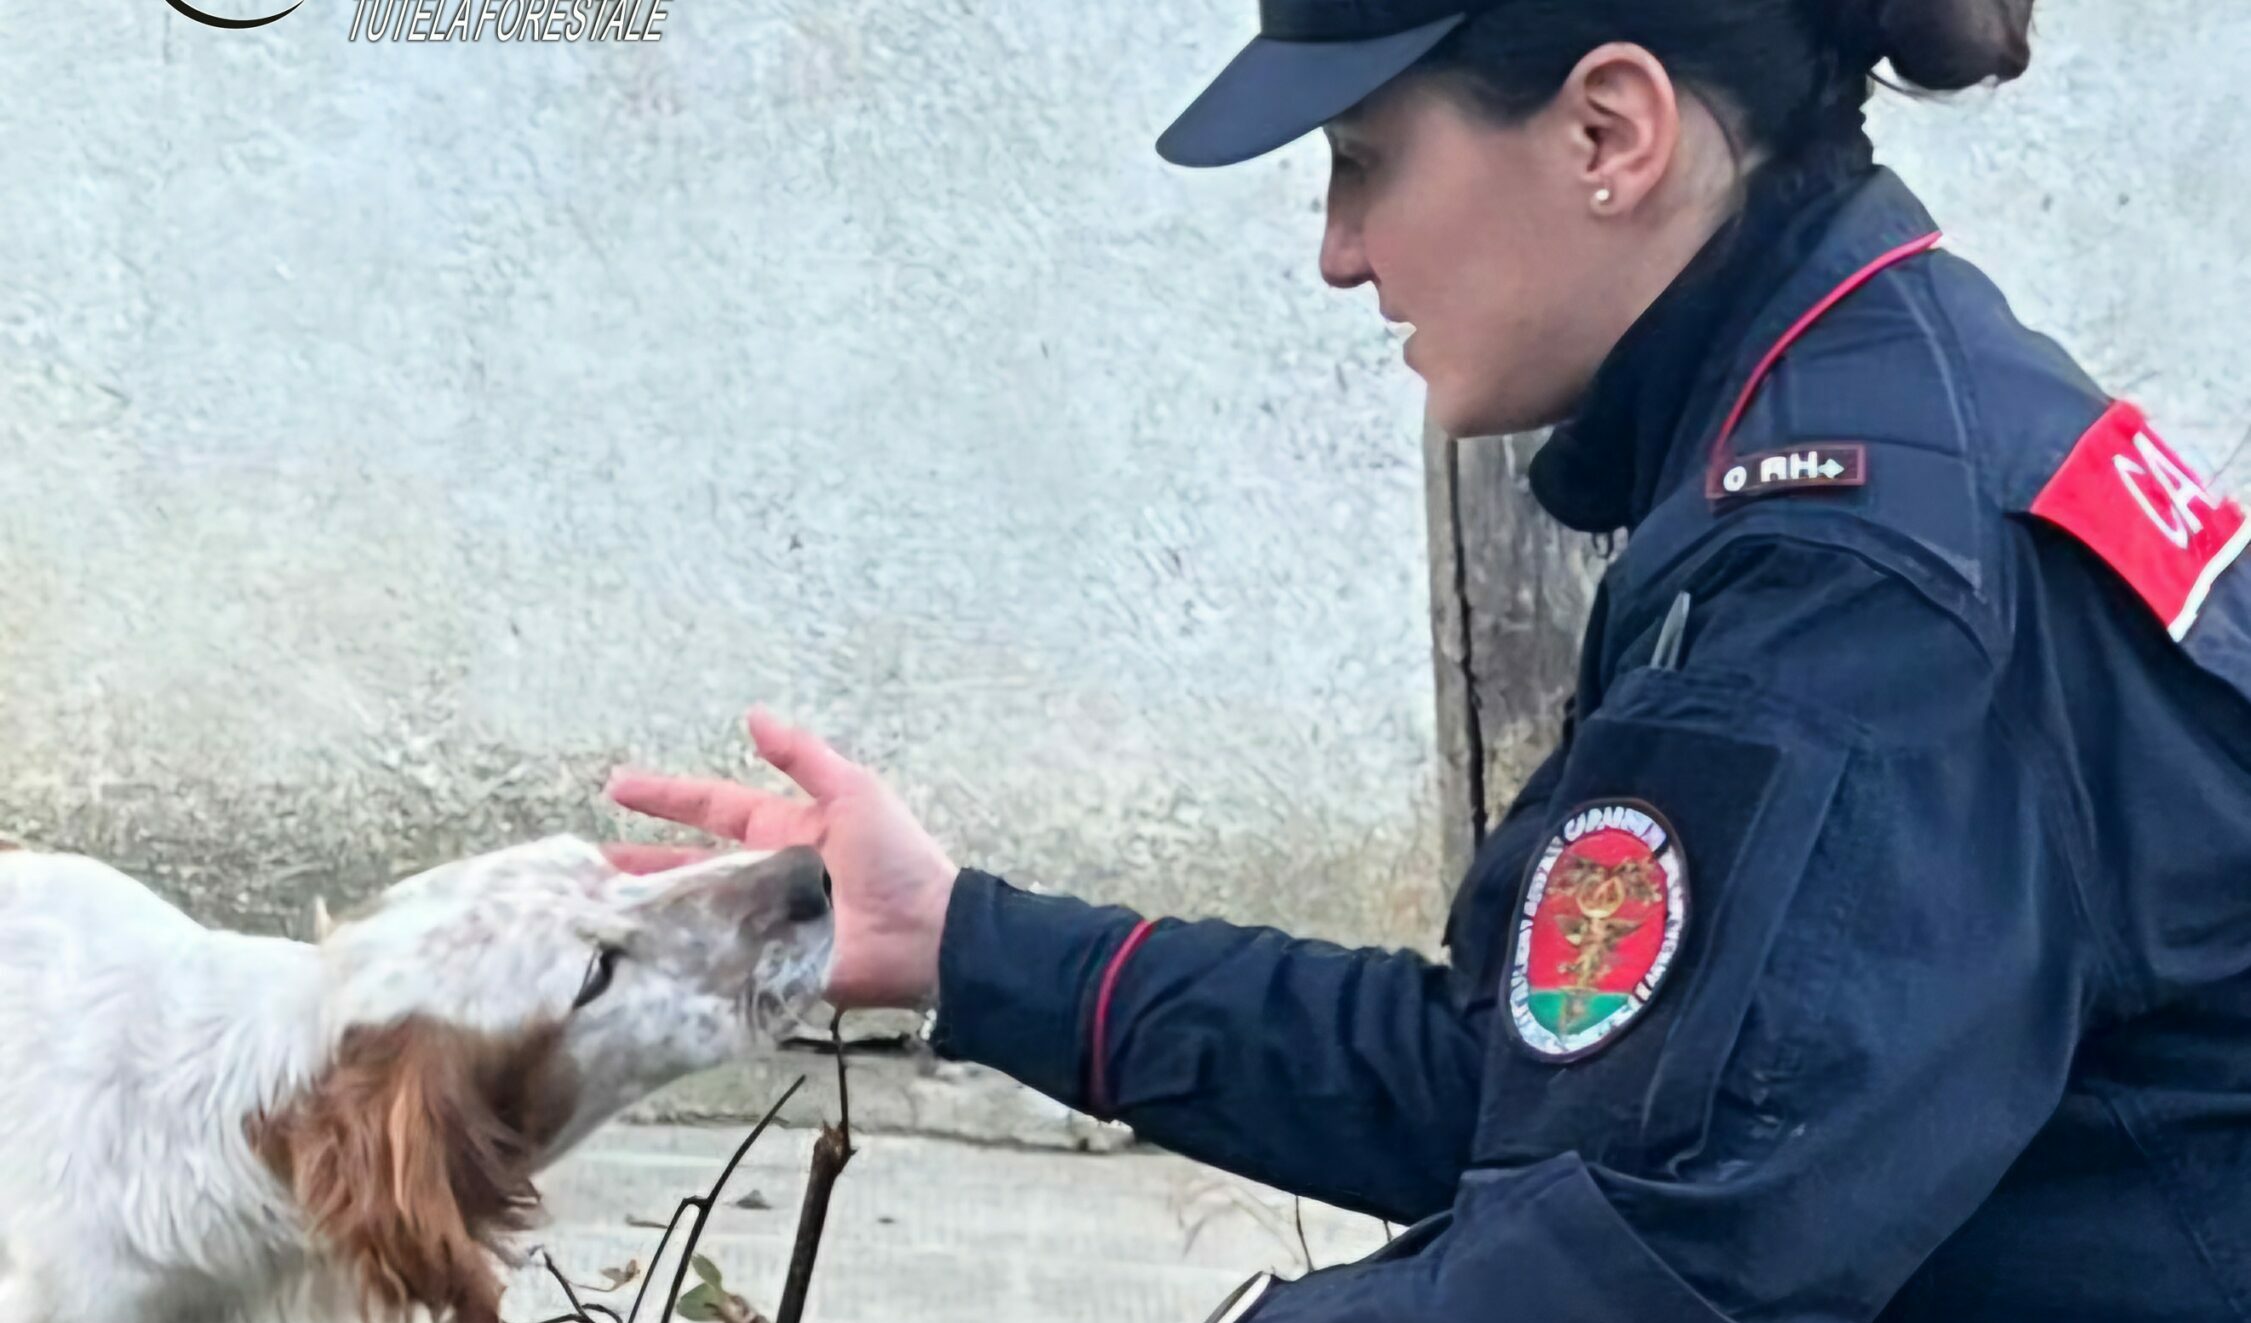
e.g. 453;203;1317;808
1874;0;2038;91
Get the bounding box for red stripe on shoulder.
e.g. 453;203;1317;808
1704;230;1944;491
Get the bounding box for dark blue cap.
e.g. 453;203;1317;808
1156;2;1489;167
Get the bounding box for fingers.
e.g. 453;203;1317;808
746;706;860;801
604;769;824;849
601;843;716;875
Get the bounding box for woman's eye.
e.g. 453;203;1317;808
572;945;624;1010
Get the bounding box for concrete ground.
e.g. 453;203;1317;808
503;1121;1395;1323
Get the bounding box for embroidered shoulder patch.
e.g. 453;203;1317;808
1508;799;1688;1062
2031;400;2251;641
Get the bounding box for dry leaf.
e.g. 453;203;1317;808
583;1258;641;1293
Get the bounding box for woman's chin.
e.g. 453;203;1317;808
1426;382;1565;441
1426;389;1500;441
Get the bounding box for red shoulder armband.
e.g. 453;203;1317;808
2030;400;2251;641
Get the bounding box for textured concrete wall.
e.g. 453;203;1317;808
2;0;1445;951
1;2;2246;1127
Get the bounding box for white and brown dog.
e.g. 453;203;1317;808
0;834;834;1323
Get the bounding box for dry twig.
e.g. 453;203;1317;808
532;1247;624;1323
534;1013;870;1323
648;1075;807;1323
774;1012;858;1323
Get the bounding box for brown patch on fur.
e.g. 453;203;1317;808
248;1016;581;1323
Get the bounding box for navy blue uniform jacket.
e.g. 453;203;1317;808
927;149;2251;1320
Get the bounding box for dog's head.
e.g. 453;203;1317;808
255;835;832;1322
321;834;834;1145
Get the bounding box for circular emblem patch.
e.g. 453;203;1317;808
1507;799;1688;1061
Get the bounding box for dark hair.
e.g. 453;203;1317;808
1416;0;2038;161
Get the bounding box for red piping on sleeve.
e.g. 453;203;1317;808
1086;918;1157;1118
1704;230;1944;490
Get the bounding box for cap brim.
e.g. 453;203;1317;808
1155;13;1467;168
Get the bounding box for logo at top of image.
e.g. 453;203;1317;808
163;0;674;40
165;0;302;27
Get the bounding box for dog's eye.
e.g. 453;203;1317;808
572;944;624;1011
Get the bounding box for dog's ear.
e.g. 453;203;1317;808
250;1017;564;1323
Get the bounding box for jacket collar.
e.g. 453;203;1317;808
1528;142;1941;536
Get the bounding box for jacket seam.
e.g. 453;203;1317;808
1590;661;1872;750
1641;526;2009;722
1914;258;2005;513
2100;1088;2251;1320
1985;695;2135;1017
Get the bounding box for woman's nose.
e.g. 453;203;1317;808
1318;186;1369;290
1320;223;1371;290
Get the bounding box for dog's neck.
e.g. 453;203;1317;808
181;929;336;1125
59;927;337;1297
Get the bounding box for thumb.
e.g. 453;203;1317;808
747;706;858;801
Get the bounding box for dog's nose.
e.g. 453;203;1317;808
783;858;831;924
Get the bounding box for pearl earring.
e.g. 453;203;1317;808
1593;186;1615;209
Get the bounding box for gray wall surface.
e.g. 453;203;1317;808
2;2;2247;1126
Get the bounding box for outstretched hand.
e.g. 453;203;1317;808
602;707;957;1010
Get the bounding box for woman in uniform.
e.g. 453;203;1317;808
606;1;2251;1317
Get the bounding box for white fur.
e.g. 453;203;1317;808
0;835;832;1323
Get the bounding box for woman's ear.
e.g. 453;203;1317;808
250;1018;559;1323
1555;41;1683;215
